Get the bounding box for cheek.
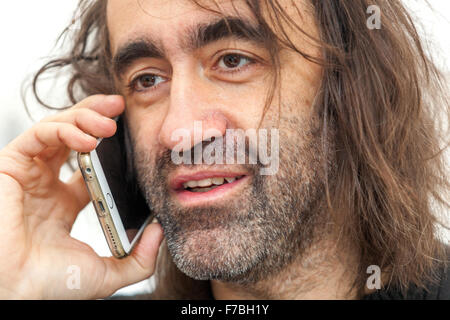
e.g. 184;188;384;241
125;107;164;154
281;54;322;110
215;77;275;130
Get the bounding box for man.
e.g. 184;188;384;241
0;0;448;299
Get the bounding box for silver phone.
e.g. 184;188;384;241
77;116;152;258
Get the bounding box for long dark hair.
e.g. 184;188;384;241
28;0;449;298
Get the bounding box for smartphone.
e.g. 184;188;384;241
77;116;152;258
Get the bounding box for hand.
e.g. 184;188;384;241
0;95;164;299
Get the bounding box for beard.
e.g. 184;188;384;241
129;111;335;285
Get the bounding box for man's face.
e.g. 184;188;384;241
107;0;332;282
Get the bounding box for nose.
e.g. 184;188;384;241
158;68;228;153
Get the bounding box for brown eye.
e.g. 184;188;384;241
132;74;166;92
223;54;241;68
137;74;155;88
218;54;253;70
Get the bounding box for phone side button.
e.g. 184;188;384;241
106;193;114;209
93;199;106;217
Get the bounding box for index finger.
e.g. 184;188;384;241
72;94;125;119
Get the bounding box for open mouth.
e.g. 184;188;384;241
170;172;249;206
182;175;245;192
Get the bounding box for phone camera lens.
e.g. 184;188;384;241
86;168;92;173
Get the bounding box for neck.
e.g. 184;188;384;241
211;238;360;300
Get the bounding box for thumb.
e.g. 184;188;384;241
99;222;164;297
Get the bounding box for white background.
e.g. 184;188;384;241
0;1;448;297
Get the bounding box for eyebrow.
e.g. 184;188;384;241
112;16;269;78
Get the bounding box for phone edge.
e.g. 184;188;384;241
77;152;128;259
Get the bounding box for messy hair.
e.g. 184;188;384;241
29;0;449;298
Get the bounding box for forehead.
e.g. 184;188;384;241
106;0;255;55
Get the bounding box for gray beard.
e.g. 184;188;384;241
130;113;335;285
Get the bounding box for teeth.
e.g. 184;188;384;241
191;186;214;192
198;179;212;187
182;176;242;189
212;177;225;185
186;180;198;188
225;177;236;183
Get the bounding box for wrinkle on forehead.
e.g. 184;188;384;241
132;0;242;19
107;0;253;51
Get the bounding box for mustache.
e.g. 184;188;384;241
156;135;264;173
